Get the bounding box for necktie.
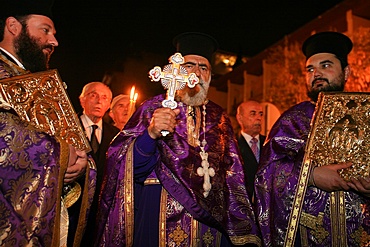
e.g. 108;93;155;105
250;137;259;162
90;125;99;154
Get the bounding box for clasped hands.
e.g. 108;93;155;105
148;108;180;139
311;162;370;197
64;144;88;184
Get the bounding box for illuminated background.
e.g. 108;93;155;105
50;0;345;112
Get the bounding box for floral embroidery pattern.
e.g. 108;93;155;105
169;225;188;246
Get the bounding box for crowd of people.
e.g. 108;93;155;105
1;0;370;247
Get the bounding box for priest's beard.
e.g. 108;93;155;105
13;27;51;72
176;78;210;106
307;72;346;102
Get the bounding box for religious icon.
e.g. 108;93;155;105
0;69;91;152
305;92;370;181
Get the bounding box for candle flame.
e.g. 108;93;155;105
130;86;135;100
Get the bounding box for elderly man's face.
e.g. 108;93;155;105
13;14;58;72
305;53;349;102
110;97;131;129
80;83;112;123
237;101;263;137
176;54;211;106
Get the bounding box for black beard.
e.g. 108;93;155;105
14;28;50;72
307;80;345;102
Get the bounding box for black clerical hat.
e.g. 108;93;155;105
173;32;219;62
302;32;353;60
1;0;54;20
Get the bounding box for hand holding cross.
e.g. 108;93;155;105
149;53;199;136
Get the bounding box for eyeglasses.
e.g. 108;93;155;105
86;91;110;102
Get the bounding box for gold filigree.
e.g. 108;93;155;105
202;228;214;246
351;226;370;246
306;92;370;181
300;212;329;243
168;224;189;246
0;69;91;152
0;202;12;245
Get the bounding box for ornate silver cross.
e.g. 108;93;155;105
149;53;199;136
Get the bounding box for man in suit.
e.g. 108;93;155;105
236;100;266;199
75;81;120;247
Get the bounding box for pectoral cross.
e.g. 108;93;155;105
197;147;215;197
149;53;199;136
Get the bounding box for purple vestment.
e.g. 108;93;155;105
254;101;370;246
0;53;97;246
96;94;261;246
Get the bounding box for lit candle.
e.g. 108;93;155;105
128;86;138;117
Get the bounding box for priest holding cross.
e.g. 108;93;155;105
96;32;261;247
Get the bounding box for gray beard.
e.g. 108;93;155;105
176;79;210;106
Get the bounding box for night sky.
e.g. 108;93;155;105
49;0;345;110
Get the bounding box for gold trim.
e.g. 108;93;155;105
51;138;69;247
60;200;69;247
72;158;93;247
330;191;347;246
285;160;312;246
159;188;168;247
191;219;200;247
0;52;27;76
144;178;160;185
124;143;135;246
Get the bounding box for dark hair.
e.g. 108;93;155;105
0;15;29;42
335;55;348;69
0;18;5;42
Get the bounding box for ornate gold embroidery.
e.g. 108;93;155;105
300;212;329;243
0;69;91;152
0;112;42;169
350;226;370;246
0;202;12;245
169;224;189;246
187;106;201;147
202;228;214;246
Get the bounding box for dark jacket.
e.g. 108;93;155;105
236;132;266;199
